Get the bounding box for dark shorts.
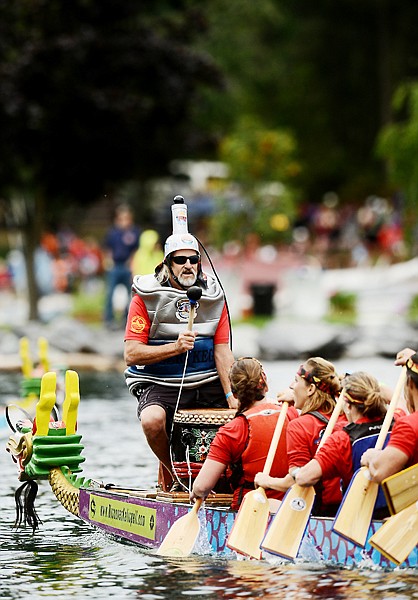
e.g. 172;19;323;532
136;379;228;427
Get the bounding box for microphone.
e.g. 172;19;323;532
186;286;202;330
187;286;202;304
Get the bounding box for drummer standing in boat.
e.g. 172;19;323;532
124;196;236;491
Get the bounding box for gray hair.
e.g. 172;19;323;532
155;263;170;284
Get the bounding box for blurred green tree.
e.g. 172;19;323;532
211;117;300;246
198;0;418;202
376;82;418;247
0;0;222;318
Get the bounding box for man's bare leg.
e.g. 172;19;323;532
140;404;173;490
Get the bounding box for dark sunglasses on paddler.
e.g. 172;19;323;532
171;254;200;265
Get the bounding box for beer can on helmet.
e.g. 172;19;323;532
163;195;199;258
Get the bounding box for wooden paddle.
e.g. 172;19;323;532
156;498;203;556
381;462;418;515
368;499;418;565
332;366;407;548
261;389;346;559
226;401;290;559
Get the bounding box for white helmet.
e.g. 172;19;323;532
164;233;199;258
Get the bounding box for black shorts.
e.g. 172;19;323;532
136;379;228;426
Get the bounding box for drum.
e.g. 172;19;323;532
171;408;236;493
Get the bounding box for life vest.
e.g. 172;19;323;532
344;417;393;511
306;410;330;445
231;403;290;509
125;273;225;390
299;410;346;516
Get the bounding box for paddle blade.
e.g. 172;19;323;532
157;499;202;557
382;463;418;515
332;467;379;547
226;488;270;559
261;484;315;559
369;501;418;566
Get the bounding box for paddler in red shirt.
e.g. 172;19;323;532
255;356;346;516
361;349;418;481
295;370;406;519
190;357;299;510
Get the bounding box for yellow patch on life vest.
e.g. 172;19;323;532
130;315;146;334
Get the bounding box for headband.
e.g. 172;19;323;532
231;357;267;391
297;365;336;397
237;356;263;369
406;357;418;375
343;390;365;406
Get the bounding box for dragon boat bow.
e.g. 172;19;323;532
6;371;418;568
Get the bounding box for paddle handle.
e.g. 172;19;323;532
263;401;290;475
374;366;406;451
192;497;203;513
317;389;346;451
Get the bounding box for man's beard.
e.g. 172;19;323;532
177;271;197;287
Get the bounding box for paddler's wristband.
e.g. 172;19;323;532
290;467;301;481
225;392;233;400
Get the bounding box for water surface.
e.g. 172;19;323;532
1;359;417;599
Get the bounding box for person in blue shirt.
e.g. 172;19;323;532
103;204;140;328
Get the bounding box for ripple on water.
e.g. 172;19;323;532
1;365;417;599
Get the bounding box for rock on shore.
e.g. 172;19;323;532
0;314;417;373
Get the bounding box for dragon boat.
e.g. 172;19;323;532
0;370;50;439
1;337;56;439
5;369;418;569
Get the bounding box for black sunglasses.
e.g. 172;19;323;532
171;254;200;265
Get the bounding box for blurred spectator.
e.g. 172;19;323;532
78;236;104;291
0;259;12;289
40;231;60;257
312;193;340;248
131;229;163;276
35;245;55;295
289;193;405;269
7;249;27;294
103;204;140;329
7;229;105;298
